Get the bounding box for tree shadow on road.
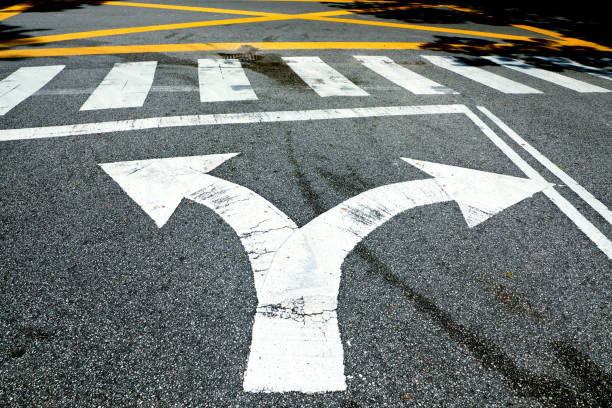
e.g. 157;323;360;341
0;0;106;45
321;1;611;68
321;0;610;47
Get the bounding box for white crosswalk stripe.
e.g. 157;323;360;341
422;55;542;94
0;65;65;115
355;55;456;95
80;61;157;111
484;56;610;93
198;58;258;102
0;55;609;117
282;56;368;97
535;57;612;82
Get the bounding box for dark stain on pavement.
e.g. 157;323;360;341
492;284;542;319
553;342;612;407
284;130;327;219
354;243;610;407
235;52;310;88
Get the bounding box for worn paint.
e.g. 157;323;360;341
282;56;368;97
80;61;157;111
355;55;456;95
0;65;65;115
422;55;542;94
483;56;610;93
198;59;258;102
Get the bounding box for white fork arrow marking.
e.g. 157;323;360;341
100;154;552;393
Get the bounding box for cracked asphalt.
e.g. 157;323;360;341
1;1;611;406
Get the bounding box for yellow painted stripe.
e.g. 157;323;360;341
0;2;32;21
306;16;541;42
513;25;612;51
296;4;482;18
0;42;534;59
104;1;281;17
512;24;567;40
0;15;287;48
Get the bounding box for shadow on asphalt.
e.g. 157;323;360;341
321;1;611;67
0;0;106;45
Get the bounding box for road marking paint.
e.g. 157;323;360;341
0;3;560;52
198;59;257;102
104;1;282;17
246;163;548;393
102;150;550;393
100;154;298;295
282;56;368;97
0;65;65;115
305;15;544;42
483;56;610;93
422;55;542;94
478;106;612;226
535;57;612;81
0;2;31;21
466;108;612;260
80;61;157;111
0;104;465;142
0;43;523;59
354;55;456;94
512;25;612;52
0;15;289;49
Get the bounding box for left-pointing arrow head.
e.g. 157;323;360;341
100;153;239;227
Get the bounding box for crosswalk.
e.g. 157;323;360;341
282;56;368;97
0;55;609;115
0;65;65;115
198;58;258;102
80;61;157;111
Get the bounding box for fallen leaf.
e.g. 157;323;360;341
403;394;411;399
506;271;512;277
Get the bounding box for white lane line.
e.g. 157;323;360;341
478;106;612;226
0;65;65;115
0;104;465;142
465;107;612;260
483;56;610;93
80;61;157;111
198;58;258;102
422;55;542;94
354;55;457;95
282;56;368;97
535;57;612;82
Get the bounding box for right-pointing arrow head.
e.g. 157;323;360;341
402;158;553;227
100;153;239;227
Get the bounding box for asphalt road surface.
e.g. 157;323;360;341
0;1;610;406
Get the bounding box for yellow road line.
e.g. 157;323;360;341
1;1;608;53
512;24;567;40
0;41;559;59
0;4;539;49
104;1;281;17
0;15;288;48
305;16;542;42
0;2;32;21
514;24;612;52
